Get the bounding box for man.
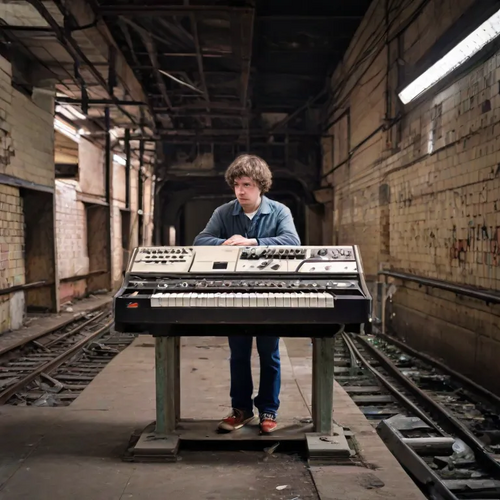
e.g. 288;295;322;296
193;154;300;434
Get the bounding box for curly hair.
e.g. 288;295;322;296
224;154;273;193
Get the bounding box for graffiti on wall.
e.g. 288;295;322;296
450;223;500;266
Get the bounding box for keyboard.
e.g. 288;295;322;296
113;245;372;337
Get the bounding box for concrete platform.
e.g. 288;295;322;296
0;294;112;355
0;334;426;500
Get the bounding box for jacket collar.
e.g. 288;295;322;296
231;195;271;216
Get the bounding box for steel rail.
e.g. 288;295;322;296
374;331;500;410
353;333;500;477
0;320;114;405
44;311;107;348
341;333;438;429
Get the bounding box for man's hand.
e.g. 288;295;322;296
222;235;257;246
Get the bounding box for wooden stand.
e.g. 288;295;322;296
128;333;352;463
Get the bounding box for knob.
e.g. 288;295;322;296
318;249;327;256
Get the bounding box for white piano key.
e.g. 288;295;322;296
151;292;162;307
257;294;266;307
283;294;291;307
156;293;165;307
150;290;338;308
215;292;225;307
183;293;192;307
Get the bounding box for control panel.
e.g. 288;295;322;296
127;245;361;275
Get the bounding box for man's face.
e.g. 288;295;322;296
233;176;261;209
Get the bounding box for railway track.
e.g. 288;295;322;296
336;332;500;500
0;306;135;407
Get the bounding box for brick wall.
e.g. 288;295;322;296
0;54;55;331
55;180;89;303
325;0;500;393
0;63;54;187
0;184;25;331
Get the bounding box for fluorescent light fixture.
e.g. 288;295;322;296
113;154;127;166
54;118;80;143
399;8;500;104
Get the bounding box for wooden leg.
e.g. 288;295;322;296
312;336;335;435
155;336;179;435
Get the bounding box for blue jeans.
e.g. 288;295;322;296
228;336;280;416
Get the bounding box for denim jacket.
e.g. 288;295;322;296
193;196;301;246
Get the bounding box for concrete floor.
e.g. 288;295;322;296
0;334;426;500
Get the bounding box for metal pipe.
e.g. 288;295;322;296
56;97;147;106
138;140;144;245
59;270;107;283
125;129;131;209
26;0;138;127
379;270;500;304
0;281;47;296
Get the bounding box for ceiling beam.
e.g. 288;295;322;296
256;16;364;21
100;5;254;16
155;129;321;137
25;0;139;127
190;12;211;127
122;18;174;113
133;52;227;58
56;97;147;106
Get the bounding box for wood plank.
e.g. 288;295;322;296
343;386;382;394
443;479;500;493
402;437;454;454
351;395;394;404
